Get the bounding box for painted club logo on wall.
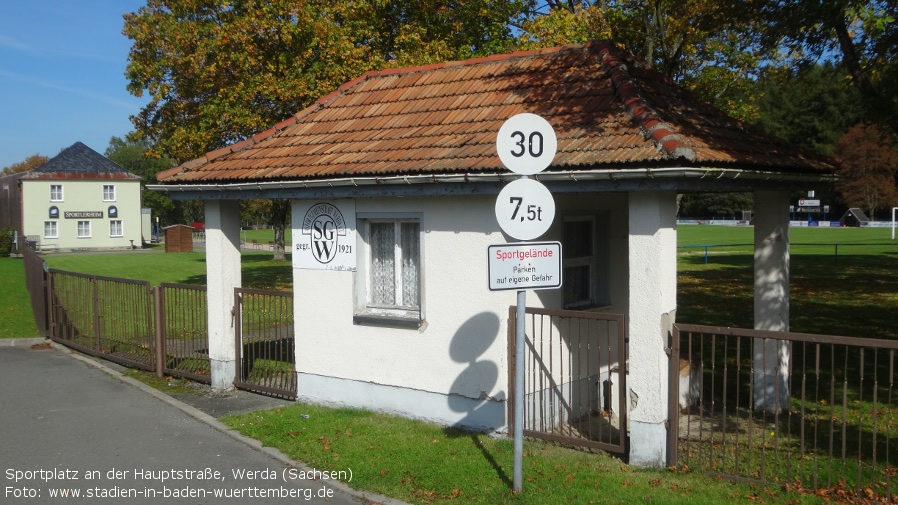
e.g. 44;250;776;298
292;200;357;271
302;203;346;263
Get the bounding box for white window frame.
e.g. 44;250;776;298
50;184;63;202
44;221;58;239
103;184;116;201
109;220;123;237
354;214;423;326
76;220;91;238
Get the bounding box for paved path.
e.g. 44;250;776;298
0;342;402;504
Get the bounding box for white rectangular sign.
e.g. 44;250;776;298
292;200;356;271
488;242;562;291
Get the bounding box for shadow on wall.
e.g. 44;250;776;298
445;311;511;486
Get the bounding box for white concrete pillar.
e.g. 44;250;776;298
204;200;242;390
627;191;677;467
753;190;791;412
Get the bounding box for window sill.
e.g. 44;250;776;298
562;303;613;312
353;313;422;329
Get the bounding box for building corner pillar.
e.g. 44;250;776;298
204;200;242;391
627;191;677;467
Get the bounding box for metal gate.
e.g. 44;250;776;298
509;306;628;455
234;287;296;399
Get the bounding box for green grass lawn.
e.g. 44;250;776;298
0;258;39;338
219;401;826;505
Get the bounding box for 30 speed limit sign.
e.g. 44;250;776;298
496;113;558;176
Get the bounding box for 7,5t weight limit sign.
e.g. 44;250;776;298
495;178;555;241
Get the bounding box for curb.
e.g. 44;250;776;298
48;342;408;505
0;337;49;347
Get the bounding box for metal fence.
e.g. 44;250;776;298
509;306;627;455
22;241;48;337
157;283;210;383
38;264;294;398
49;269;156;371
669;324;898;501
234;287;296;399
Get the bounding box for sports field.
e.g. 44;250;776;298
677;225;898;339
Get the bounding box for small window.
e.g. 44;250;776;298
563;218;594;308
50;185;63;202
44;221;58;239
355;217;422;325
109;220;123;237
77;221;91;238
103;185;115;201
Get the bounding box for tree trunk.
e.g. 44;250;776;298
270;199;290;261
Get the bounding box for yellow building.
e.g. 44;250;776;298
20;142;143;251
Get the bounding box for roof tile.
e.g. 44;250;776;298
160;41;834;184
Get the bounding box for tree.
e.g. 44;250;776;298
754;63;864;157
104;136;187;232
2;154;49;176
755;1;898;136
517;1;771;122
835;122;898;220
124;0;524;257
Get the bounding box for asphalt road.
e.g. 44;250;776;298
0;342;399;505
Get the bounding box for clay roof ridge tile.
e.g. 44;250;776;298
597;44;696;163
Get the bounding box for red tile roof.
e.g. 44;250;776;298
157;41;834;185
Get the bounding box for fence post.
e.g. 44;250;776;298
154;286;165;378
666;326;680;466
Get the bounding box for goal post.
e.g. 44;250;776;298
893;207;897;240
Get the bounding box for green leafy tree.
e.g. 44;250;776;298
755;0;898;136
104;136;187;233
124;0;524;258
517;1;770;121
754;63;864;157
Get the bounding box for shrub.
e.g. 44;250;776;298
0;227;13;256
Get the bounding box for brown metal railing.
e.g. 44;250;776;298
48;269;155;371
234;287;296;399
669;324;898;501
509;306;627;455
157;283;210;383
22;241;48;336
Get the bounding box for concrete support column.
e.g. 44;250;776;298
627;191;677;467
753;190;791;412
205;200;242;390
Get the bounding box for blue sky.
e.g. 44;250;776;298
0;1;148;169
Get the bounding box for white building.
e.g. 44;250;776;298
20;142;143;251
150;42;836;466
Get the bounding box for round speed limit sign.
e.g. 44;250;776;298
496;113;558;175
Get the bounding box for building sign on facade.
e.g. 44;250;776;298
292;200;357;271
63;211;103;219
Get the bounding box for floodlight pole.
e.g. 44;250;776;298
513;288;525;493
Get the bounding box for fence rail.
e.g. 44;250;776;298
669;324;898;501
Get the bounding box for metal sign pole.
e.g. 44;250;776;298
513;288;525;493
